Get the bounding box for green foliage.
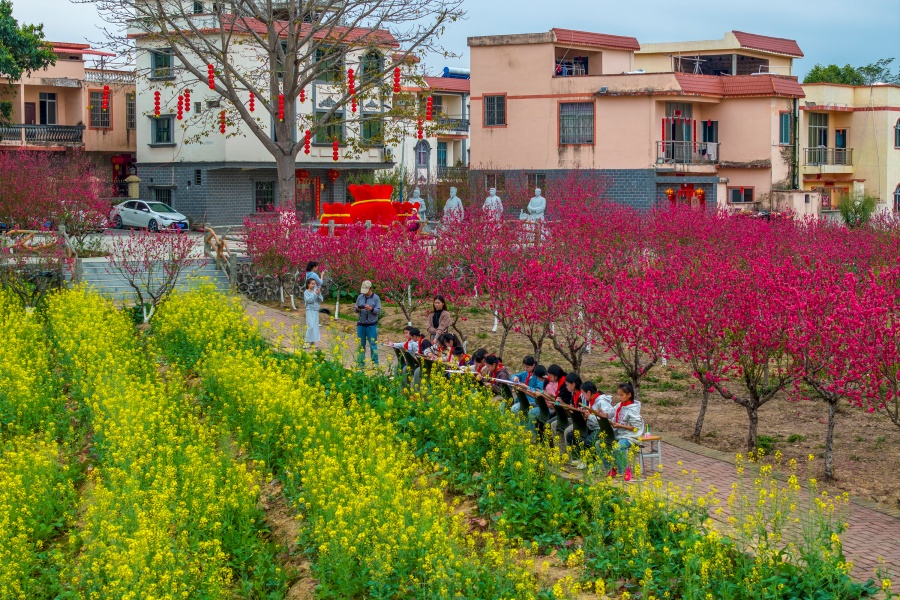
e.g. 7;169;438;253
0;0;56;122
787;434;807;444
804;58;900;85
757;434;779;454
838;190;880;228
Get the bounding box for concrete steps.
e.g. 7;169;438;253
76;258;230;301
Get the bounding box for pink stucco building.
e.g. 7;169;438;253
468;29;810;211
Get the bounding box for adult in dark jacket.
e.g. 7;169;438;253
355;280;381;367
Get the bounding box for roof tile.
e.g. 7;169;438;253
551;28;640;51
424;76;470;93
732;31;803;58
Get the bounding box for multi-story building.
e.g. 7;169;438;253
793;83;900;215
132;10;457;226
467;28;809;211
0;42;137;191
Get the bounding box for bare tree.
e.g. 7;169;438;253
82;0;464;206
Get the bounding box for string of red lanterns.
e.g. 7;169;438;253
416;116;423;140
207;64;215;89
184;89;191;112
393;67;401;93
278;93;285;121
219;110;226;134
425;96;433;121
101;85;110;111
248;92;255;112
153;90;160;117
347;68;356;113
332;137;339;161
176;94;184;120
299;88;306;103
304;130;312;155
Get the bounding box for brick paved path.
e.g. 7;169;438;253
246;300;900;583
658;436;900;582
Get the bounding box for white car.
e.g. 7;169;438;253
111;200;189;232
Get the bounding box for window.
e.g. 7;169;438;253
728;187;754;203
192;1;203;13
894;184;900;213
360;51;383;81
483;95;506;127
665;102;693;119
275;41;289;77
194;169;203;185
484;172;505;191
153;189;172;207
315;46;342;83
89;91;111;128
559;102;594;145
255;181;276;212
361;116;383;145
808;112;829;147
702;120;719;144
126;93;136;130
151;116;174;144
895;118;900;148
527;172;547;190
38;92;56;125
432;95;443;116
315;111;343;143
437;141;447;168
779;112;793;145
415;140;430;168
206;99;220;109
194;101;202;113
150;48;174;79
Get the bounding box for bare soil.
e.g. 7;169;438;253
259;480;318;600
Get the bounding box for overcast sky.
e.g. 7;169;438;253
13;0;900;78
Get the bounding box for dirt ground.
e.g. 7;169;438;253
369;301;900;511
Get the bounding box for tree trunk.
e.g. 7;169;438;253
275;152;297;210
693;384;710;440
825;398;837;481
746;404;759;453
498;324;511;360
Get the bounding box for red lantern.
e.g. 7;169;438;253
248;92;255;112
176;95;184;120
304;130;311;155
417;116;423;140
110;155;125;166
696;188;706;202
219;110;226;134
299;88;306;103
327;168;340;182
393;67;401;93
153;90;161;117
296;169;310;182
184;89;191;112
425;96;433;121
332;137;339;161
347;68;356;113
101;84;110;111
278;93;285;121
207;64;215;89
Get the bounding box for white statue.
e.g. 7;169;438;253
482;187;504;219
519;188;547;221
411;187;426;219
443;186;464;221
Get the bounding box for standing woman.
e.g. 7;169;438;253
303;278;324;348
427;295;452;344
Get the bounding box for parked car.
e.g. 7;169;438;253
110;200;189;232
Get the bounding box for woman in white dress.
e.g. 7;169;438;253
304;278;324;347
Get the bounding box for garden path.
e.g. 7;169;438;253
245;300;900;584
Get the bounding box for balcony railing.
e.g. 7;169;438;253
803;147;853;166
84;69;136;85
0;124;85;146
437;165;469;180
435;116;470;132
657;141;719;165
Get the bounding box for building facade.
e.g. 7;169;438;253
0;42;137;192
467;28;810;212
791;83;900;215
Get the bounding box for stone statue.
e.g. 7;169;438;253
482;187;504;219
411;187;427;220
519;188;547;221
443;186;464;221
